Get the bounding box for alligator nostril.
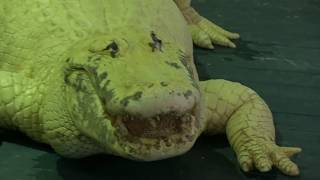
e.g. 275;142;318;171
183;90;193;99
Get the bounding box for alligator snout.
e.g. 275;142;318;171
105;83;199;119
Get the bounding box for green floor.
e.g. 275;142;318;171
1;0;320;179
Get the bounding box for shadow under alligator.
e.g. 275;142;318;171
0;130;280;180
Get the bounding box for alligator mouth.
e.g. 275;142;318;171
112;112;197;140
108;111;199;160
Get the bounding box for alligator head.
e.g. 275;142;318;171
63;32;201;160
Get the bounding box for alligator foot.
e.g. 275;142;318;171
189;17;240;49
174;0;240;49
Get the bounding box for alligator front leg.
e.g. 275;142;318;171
174;0;240;49
199;79;301;176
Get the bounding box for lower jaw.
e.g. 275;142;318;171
130;142;196;161
119;135;198;161
116;127;199;161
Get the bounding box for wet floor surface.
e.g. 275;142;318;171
1;0;320;179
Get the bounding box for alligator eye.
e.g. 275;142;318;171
150;31;162;52
104;41;119;58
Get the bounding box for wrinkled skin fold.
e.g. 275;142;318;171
0;0;301;176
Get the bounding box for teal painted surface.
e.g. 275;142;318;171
1;0;319;179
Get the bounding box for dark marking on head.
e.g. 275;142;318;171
84;64;99;77
64;65;93;93
102;80;111;90
75;73;86;92
99;72;108;81
165;61;181;69
74;90;111;145
178;50;194;77
160;82;169;87
104;41;119;58
178;50;199;89
87;54;102;66
148;83;154;88
104;88;115;104
183;90;193;99
120;99;130;107
120;91;143;107
150;31;163;52
132;91;143;100
64;57;115;110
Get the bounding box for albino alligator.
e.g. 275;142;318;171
0;0;301;176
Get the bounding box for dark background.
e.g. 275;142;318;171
1;0;319;179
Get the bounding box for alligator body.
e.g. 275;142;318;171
0;0;301;176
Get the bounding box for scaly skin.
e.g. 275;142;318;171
0;72;42;141
0;0;301;176
199;80;301;176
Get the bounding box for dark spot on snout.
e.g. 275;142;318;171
75;74;86;92
120;99;129;107
169;90;175;95
183;90;193;99
160;82;169;87
120;91;143;107
132;91;143;100
86;65;99;77
165;61;182;69
99;72;108;81
103;80;115;103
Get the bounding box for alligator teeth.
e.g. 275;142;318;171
116;116;128;135
150;119;157;128
119;122;128;135
181;115;188;123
